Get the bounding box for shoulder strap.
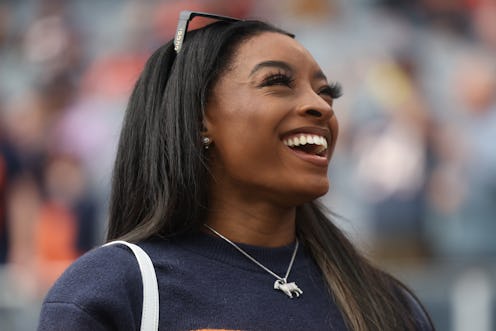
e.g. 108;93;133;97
104;240;159;331
402;288;435;331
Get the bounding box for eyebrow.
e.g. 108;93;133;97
249;60;293;77
314;70;328;82
249;60;329;83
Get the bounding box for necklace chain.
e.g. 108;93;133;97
203;224;298;282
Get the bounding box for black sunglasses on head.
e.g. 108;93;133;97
174;10;241;53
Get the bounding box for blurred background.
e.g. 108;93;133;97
0;0;495;330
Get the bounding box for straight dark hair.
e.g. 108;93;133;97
107;20;433;331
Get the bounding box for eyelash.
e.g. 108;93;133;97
260;72;343;100
319;81;343;99
260;72;295;88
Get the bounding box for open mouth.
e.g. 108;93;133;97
282;134;328;157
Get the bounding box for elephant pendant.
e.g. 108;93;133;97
274;279;303;298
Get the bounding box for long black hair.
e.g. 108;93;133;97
107;21;288;240
107;19;434;331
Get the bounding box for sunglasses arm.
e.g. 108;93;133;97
174;11;194;52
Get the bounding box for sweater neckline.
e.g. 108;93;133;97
170;231;310;276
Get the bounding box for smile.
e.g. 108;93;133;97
282;134;328;157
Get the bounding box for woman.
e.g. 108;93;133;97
38;11;434;331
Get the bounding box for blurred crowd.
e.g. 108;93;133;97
317;0;496;260
0;0;495;329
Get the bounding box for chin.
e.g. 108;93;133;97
287;178;329;205
306;175;329;193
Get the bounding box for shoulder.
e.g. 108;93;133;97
38;242;146;330
48;242;143;299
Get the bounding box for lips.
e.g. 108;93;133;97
280;127;332;167
282;133;328;157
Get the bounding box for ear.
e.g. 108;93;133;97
201;107;216;137
200;120;211;144
200;111;214;150
200;122;208;133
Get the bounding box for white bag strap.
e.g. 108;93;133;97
104;240;159;331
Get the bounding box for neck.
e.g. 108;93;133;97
205;195;296;248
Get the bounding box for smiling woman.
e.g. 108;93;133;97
205;32;340;215
37;11;434;331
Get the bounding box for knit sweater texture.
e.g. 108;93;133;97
37;232;429;330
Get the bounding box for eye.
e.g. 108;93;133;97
318;81;343;99
259;72;295;88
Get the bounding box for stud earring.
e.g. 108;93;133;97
202;137;212;149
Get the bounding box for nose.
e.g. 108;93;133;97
296;90;334;120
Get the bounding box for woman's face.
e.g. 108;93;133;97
204;32;340;206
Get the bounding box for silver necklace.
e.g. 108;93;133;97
203;224;303;298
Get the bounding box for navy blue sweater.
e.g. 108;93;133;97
38;233;431;330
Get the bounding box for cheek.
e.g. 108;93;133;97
214;117;281;171
212;98;283;159
328;115;339;158
209;103;287;183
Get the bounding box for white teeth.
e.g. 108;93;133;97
283;134;328;149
